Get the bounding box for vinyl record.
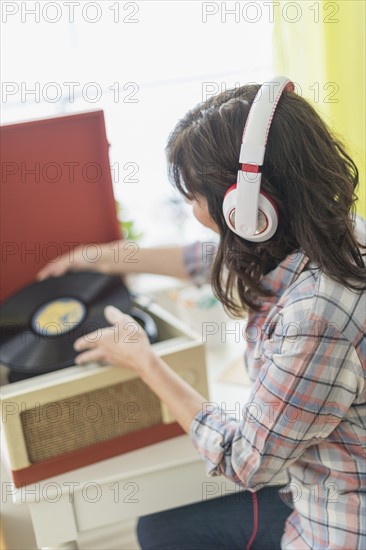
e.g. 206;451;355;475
0;272;154;376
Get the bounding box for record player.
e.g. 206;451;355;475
0;111;208;487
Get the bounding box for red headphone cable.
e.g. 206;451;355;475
246;491;258;550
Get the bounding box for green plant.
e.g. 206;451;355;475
116;202;143;241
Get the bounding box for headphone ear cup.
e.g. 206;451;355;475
223;186;278;242
248;192;278;242
222;184;237;231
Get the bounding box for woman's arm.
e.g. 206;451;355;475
140;354;204;432
37;242;190;280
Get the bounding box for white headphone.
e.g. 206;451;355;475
222;76;294;242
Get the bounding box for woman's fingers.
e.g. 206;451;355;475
74;329;103;351
36;245;87;281
104;304;126;324
104;307;141;342
72;306;151;371
75;348;105;365
37;257;70;280
37;263;61;280
74;330;106;363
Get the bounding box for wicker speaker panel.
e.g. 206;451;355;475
20;378;162;463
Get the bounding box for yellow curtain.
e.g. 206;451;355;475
273;0;365;217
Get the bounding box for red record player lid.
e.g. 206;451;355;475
0;110;121;302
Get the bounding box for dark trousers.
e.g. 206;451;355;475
136;485;292;550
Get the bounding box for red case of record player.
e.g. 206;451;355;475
0;110;121;303
0;111;207;486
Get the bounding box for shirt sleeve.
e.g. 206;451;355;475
182;241;216;285
189;309;364;491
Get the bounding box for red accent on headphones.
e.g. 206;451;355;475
242;164;260;173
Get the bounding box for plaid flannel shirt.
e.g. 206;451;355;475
183;221;366;550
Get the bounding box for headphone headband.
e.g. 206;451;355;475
240;77;294;167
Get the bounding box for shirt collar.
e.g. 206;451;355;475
259;250;310;301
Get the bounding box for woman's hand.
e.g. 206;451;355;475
73;305;154;375
74;305;206;434
37;244;108;280
37;241;125;281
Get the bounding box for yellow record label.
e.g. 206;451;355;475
32;298;86;336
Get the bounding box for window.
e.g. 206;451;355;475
2;1;274;245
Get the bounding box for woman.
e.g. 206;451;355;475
38;78;366;549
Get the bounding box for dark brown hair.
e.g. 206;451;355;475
166;84;366;315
